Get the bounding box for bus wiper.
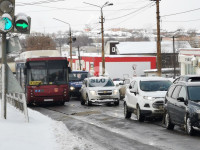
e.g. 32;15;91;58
37;82;42;87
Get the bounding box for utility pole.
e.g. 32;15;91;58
78;46;81;70
52;18;73;69
69;27;73;70
83;2;113;75
100;8;105;75
151;0;161;76
173;36;176;79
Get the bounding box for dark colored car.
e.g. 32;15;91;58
69;71;90;98
173;75;200;84
164;81;200;135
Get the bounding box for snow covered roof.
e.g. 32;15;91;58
116;41;191;55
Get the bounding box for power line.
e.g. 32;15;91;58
17;3;152;12
106;2;154;21
17;0;66;6
106;3;156;29
163;18;200;22
161;7;200;17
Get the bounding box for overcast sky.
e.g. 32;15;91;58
15;0;200;33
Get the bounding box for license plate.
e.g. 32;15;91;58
44;99;53;102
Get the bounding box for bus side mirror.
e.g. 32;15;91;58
68;67;71;73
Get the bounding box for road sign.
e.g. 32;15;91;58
6;36;22;53
0;64;24;93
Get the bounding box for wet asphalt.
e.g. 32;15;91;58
31;98;200;150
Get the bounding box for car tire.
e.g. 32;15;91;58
86;95;92;106
165;112;175;130
136;105;145;122
80;96;85;105
186;117;195;136
124;103;132;119
114;100;119;106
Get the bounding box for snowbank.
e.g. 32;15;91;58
0;103;90;150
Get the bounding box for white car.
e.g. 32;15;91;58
124;77;172;122
80;77;120;106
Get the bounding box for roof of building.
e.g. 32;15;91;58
116;41;191;55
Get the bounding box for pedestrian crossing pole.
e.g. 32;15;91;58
1;33;7;119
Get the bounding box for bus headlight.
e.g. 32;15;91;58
70;86;75;91
89;90;96;96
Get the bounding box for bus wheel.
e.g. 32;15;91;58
59;102;65;106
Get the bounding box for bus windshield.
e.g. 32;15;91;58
27;60;68;86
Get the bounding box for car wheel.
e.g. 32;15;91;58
114;100;119;106
80;96;85;105
136;106;145;122
186;117;195;136
165;112;175;130
86;95;92;106
124;103;132;119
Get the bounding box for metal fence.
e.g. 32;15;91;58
6;93;29;122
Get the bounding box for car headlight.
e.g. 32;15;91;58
113;89;119;95
89;90;96;96
70;86;75;91
143;96;155;100
195;110;200;119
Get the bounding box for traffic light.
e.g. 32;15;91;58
14;13;31;34
0;0;15;33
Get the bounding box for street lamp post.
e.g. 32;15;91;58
83;2;113;75
53;18;73;69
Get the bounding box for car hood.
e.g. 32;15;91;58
139;90;167;98
88;86;117;91
189;100;200;108
69;81;83;87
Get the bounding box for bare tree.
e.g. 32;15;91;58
24;33;56;50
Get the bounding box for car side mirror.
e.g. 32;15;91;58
133;92;137;95
177;97;184;102
129;85;132;89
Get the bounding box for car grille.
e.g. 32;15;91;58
152;101;164;109
98;90;112;96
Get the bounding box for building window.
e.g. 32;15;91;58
185;64;196;75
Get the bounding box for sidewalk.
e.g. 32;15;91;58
0;103;90;150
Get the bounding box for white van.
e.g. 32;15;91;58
124;77;172;122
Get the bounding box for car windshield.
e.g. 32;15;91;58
89;78;115;87
188;86;200;101
140;80;172;92
69;72;88;82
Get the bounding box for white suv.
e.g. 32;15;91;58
80;77;120;106
124;77;172;122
